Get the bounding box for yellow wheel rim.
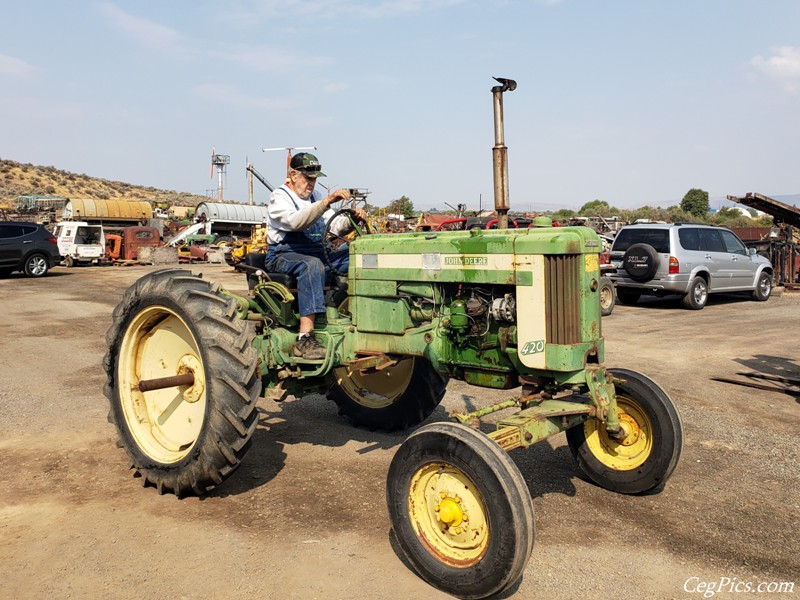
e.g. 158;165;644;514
584;398;652;470
118;305;207;464
407;463;489;568
331;358;414;409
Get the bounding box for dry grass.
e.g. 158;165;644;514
0;158;206;209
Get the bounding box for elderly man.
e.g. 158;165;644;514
265;152;365;359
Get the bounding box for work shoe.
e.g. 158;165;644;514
293;333;327;360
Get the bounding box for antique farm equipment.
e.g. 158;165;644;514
103;78;682;599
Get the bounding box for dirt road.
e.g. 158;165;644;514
0;264;797;599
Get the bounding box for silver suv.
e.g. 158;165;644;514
607;223;773;310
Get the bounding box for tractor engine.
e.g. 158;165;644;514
341;225;604;390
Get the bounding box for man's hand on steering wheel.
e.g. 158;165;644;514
351;206;367;222
322;207;371;277
323;188;352;209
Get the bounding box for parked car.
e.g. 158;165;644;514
607;223;773;310
0;221;62;277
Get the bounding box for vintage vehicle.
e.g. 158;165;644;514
105;226;161;261
103;79;682;599
53;221;105;267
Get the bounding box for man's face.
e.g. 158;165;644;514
291;170;317;199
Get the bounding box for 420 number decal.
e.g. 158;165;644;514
520;339;545;356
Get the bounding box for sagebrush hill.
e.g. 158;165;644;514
0;158;207;208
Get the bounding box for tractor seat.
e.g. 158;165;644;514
244;252;298;290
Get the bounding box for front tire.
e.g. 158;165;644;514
566;368;683;495
599;276;615;316
103;269;261;496
327;357;447;431
387;423;535;599
752;271;772;301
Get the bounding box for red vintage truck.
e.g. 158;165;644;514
105;226;161;261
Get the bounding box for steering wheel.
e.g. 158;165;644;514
322;208;371;277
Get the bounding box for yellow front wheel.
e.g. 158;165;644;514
387;423;534;599
599;276;615;316
566;368;683;494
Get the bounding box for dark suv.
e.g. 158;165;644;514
607;223;773;310
0;221;61;277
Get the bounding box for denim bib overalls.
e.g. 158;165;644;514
264;188;349;316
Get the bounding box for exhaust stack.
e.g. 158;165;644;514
491;77;517;229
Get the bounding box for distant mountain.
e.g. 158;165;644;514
0;158;206;209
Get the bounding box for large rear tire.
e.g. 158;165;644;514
103;269;261;496
566;368;683;495
387;422;535;599
327;357;447;431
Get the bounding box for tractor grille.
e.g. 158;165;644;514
545;255;581;344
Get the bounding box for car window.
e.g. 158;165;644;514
0;225;24;239
20;225;38;236
698;229;725;252
678;228;700;251
719;229;747;255
612;228;670;253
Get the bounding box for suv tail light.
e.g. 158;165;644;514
599;251;611;265
669;256;679;274
46;236;58;244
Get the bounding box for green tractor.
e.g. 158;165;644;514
103;79;682;599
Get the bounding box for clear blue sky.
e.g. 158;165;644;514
2;1;799;212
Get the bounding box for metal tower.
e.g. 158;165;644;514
211;149;230;203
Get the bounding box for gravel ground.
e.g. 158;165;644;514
0;263;798;599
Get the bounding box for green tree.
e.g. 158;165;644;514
578;199;611;216
665;205;695;223
386;195;415;218
680;188;709;218
711;206;762;228
551;208;576;222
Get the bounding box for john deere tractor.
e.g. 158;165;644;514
103;79;682;599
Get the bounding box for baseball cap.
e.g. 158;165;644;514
290;152;326;178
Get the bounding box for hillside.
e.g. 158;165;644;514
0;158;206;209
